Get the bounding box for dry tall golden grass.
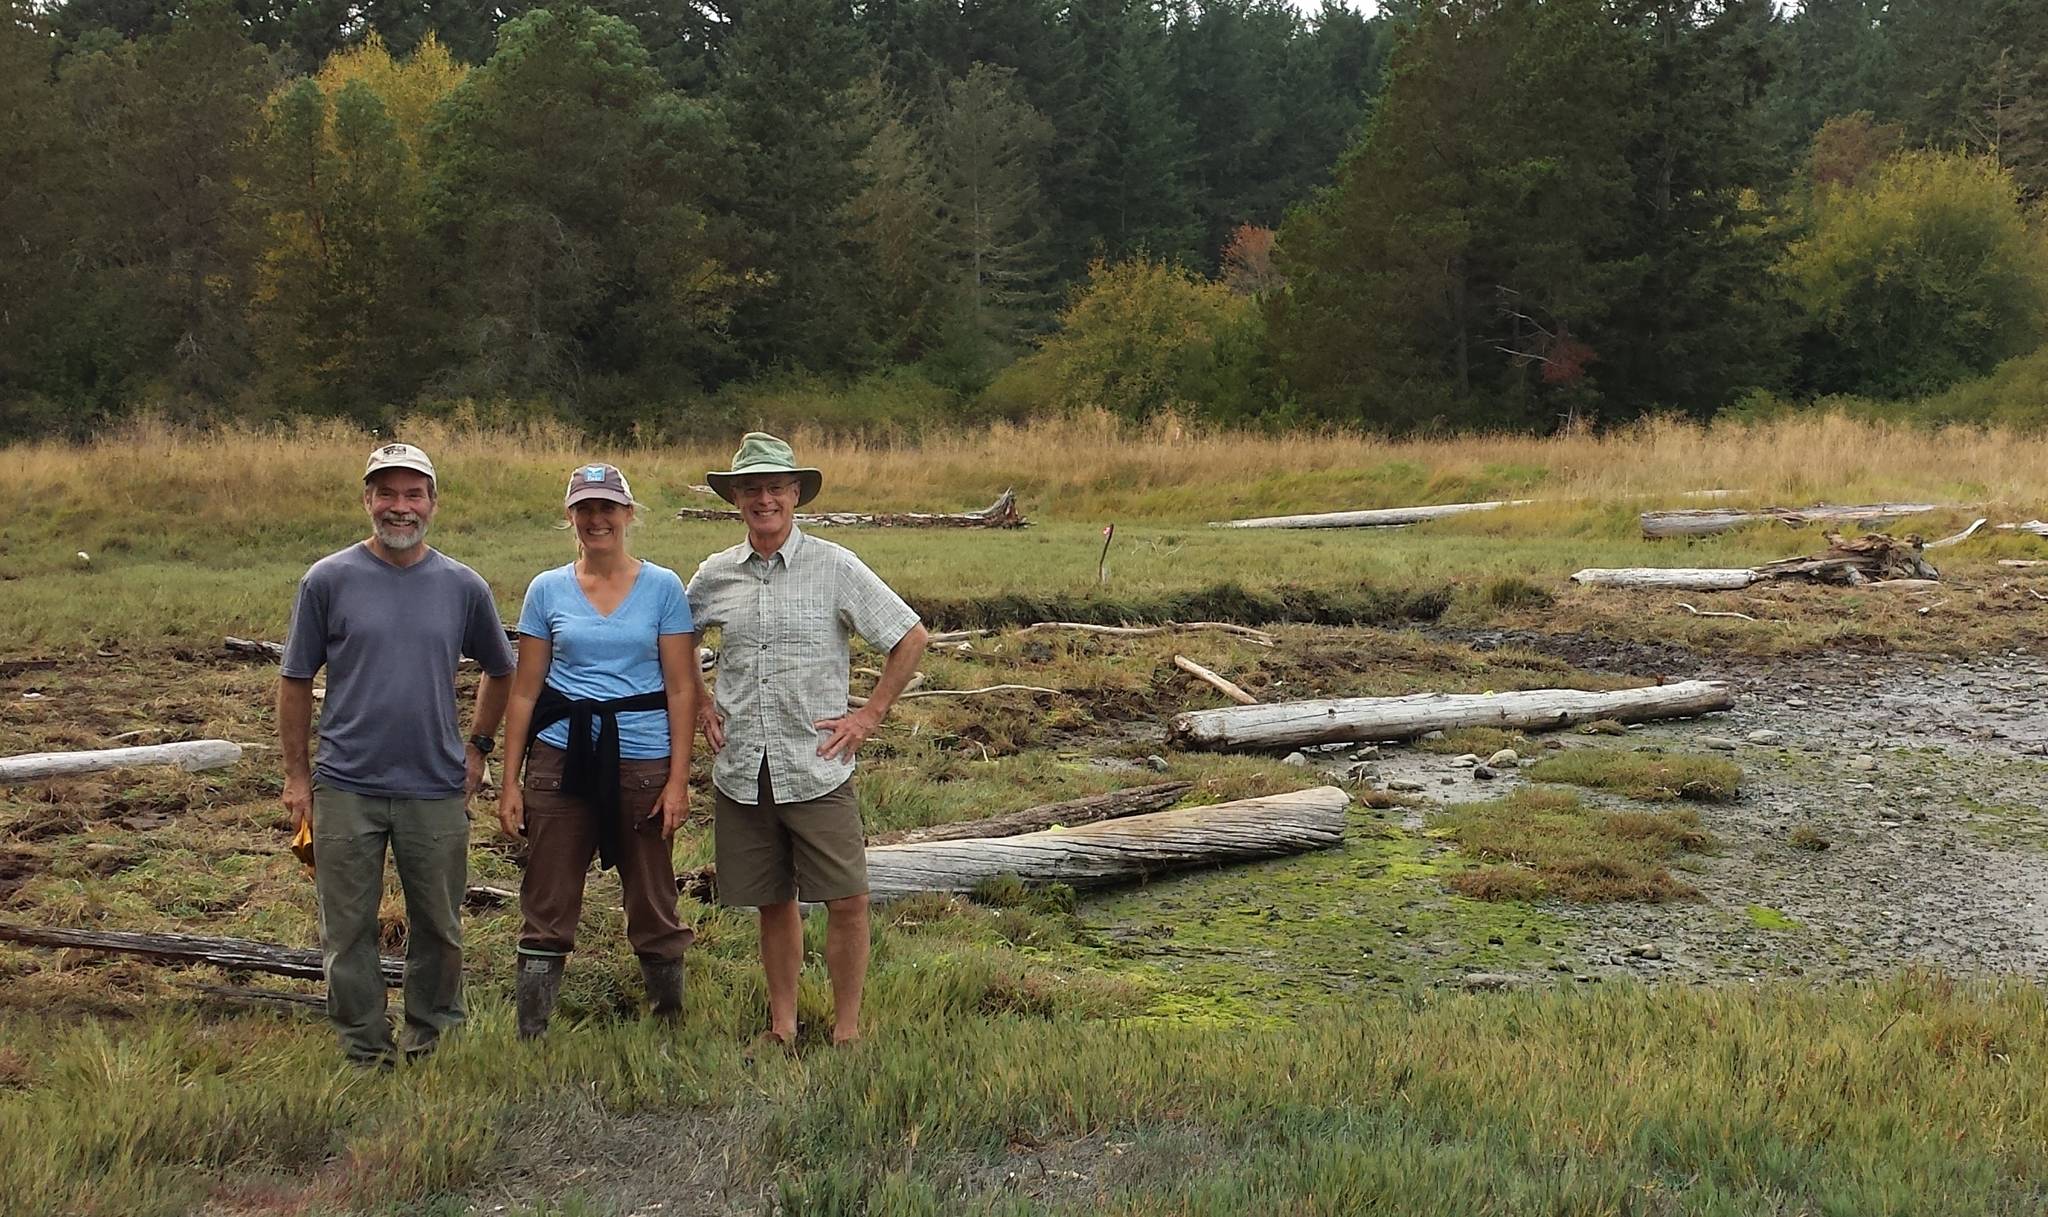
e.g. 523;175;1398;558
4;411;2041;520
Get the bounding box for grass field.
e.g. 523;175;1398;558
3;414;2048;1214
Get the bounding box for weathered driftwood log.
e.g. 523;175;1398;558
869;782;1192;847
680;781;1203;899
675;489;1026;529
1926;519;1988;549
1571;568;1760;591
1173;654;1259;705
1169;681;1732;752
1575;533;1938;593
863;786;1350;897
1211;499;1534;530
0;740;242;783
0;921;401;984
1640;503;1944;539
1995;521;2048;538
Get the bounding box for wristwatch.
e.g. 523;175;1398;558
467;734;494;756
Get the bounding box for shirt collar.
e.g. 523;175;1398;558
738;524;806;568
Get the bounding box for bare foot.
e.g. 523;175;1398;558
744;1027;796;1064
830;1027;861;1047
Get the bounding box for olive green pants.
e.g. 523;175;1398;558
312;785;469;1062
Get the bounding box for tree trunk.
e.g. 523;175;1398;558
1169;681;1732;752
0;740;243;783
863;786;1350;898
1570;568;1760;590
0;921;400;985
675;489;1025;529
1210;499;1535;530
1640;503;1944;539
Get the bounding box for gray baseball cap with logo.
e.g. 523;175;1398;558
565;462;635;507
364;442;436;485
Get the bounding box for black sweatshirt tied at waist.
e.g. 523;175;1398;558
526;684;668;871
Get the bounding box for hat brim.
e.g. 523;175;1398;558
707;465;823;508
565;486;634;508
364;461;436;483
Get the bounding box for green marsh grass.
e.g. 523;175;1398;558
1525;748;1744;801
1436;788;1716;903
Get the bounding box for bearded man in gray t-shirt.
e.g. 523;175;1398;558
278;443;516;1065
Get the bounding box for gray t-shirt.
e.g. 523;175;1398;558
282;544;516;799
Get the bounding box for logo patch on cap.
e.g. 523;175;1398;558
381;444;409;456
583;465;608;482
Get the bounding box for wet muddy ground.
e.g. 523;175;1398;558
1088;632;2048;1006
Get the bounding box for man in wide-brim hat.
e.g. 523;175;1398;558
685;432;928;1048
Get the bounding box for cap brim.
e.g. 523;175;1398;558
706;467;823;507
365;462;436;482
565;487;634;507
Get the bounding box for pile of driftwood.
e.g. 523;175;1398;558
1573;532;1940;593
675;489;1026;529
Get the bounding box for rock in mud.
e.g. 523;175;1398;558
1486;748;1520;767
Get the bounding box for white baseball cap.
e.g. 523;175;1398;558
363;442;436;484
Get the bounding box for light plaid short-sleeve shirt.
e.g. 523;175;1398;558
685;527;921;804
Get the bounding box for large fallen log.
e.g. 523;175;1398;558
863;786;1350;897
869;782;1192;846
1571;568;1760;591
675;489;1026;529
0;740;243;783
679;782;1198;899
1995;521;2048;538
1211;499;1534;530
1169;681;1732;752
1640;503;1943;539
0;921;401;984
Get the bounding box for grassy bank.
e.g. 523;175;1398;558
1;412;2044;655
3;971;2045;1215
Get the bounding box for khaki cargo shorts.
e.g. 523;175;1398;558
712;759;867;906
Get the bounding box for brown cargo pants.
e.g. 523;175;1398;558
516;741;694;962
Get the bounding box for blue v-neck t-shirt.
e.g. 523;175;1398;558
516;560;694;758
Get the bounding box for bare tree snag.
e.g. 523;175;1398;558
896;684;1061;700
1640;503;1945;539
1173;655;1259;704
1212;499;1535;530
0;921;400;984
1571;568;1761;590
674;489;1026;529
1169;681;1732;752
863;786;1350;897
0;740;243;783
869;782;1193;846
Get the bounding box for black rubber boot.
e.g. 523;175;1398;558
641;957;685;1021
516;954;565;1040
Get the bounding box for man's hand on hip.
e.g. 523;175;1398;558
813;708;880;762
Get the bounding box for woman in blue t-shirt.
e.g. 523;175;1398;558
498;462;698;1039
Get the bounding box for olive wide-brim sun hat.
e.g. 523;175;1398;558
706;432;823;507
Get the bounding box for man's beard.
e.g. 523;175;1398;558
375;515;428;550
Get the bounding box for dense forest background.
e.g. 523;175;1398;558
2;0;2045;438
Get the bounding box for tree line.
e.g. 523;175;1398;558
1;0;2044;438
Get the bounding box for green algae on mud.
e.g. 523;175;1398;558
1065;808;1572;1022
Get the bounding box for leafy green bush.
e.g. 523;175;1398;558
1779;151;2048;399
